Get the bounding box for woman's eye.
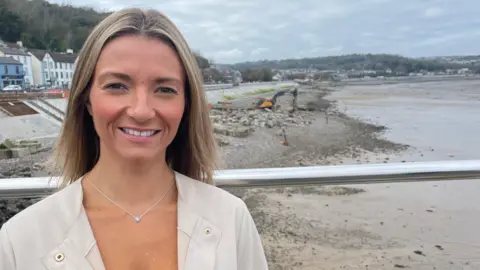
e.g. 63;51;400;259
105;83;127;90
156;87;177;94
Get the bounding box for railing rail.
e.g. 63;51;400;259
1;160;480;199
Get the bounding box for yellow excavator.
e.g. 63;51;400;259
256;88;297;109
256;90;286;109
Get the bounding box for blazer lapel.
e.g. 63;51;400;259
41;180;102;270
176;173;222;270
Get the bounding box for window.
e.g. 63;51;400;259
60;72;63;79
16;66;19;74
4;65;7;74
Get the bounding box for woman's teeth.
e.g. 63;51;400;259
121;128;158;137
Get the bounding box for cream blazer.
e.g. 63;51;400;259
0;172;269;270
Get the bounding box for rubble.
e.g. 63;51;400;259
0;139;42;160
213;123;251;138
214;135;230;146
210;107;315;139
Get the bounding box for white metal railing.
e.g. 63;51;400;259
1;160;480;199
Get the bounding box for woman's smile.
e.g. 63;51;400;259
118;127;162;143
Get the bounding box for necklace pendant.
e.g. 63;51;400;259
134;216;141;223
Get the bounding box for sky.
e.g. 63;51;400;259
48;0;480;64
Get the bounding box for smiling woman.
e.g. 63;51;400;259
0;8;269;270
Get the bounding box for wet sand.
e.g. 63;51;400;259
229;179;480;270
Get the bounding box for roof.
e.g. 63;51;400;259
48;52;77;64
0;47;29;56
0;57;21;65
29;49;48;61
3;42;22;50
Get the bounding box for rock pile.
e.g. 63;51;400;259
0;139;42;160
210;108;315;137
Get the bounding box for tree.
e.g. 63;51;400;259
241;68;273;82
193;52;210;69
0;5;25;42
474;66;480;74
1;0;107;51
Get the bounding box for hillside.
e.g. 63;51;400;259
0;0;210;68
231;53;480;74
0;0;107;52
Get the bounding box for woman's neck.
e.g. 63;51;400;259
85;152;176;206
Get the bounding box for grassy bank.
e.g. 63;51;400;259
222;87;278;101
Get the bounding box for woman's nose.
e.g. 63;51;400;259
127;90;155;122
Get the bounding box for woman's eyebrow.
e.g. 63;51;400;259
97;71;182;86
97;71;132;83
154;77;182;87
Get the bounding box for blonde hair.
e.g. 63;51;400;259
51;8;217;187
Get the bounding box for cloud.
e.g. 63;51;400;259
47;0;480;63
424;7;444;18
210;48;244;62
251;48;268;56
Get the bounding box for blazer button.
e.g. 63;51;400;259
205;228;211;235
55;253;65;262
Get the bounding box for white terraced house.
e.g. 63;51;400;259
28;49;48;86
42;49;78;89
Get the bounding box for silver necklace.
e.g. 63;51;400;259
87;179;175;223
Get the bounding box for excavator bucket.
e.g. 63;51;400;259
259;100;273;108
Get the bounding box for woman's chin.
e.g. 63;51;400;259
118;149;164;163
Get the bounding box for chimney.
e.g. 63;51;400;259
16;41;23;48
66;49;73;54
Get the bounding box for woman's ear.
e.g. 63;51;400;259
84;92;92;115
85;99;92;116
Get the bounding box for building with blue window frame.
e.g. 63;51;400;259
0;56;25;89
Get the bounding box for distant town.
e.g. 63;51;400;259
1;37;480;92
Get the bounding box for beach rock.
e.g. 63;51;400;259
210;115;222;123
215;135;230;146
213;124;230;136
266;120;275;128
213;123;251;138
230;126;250;138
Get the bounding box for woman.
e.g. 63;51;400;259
0;8;268;270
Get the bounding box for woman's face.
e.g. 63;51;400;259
88;35;186;162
